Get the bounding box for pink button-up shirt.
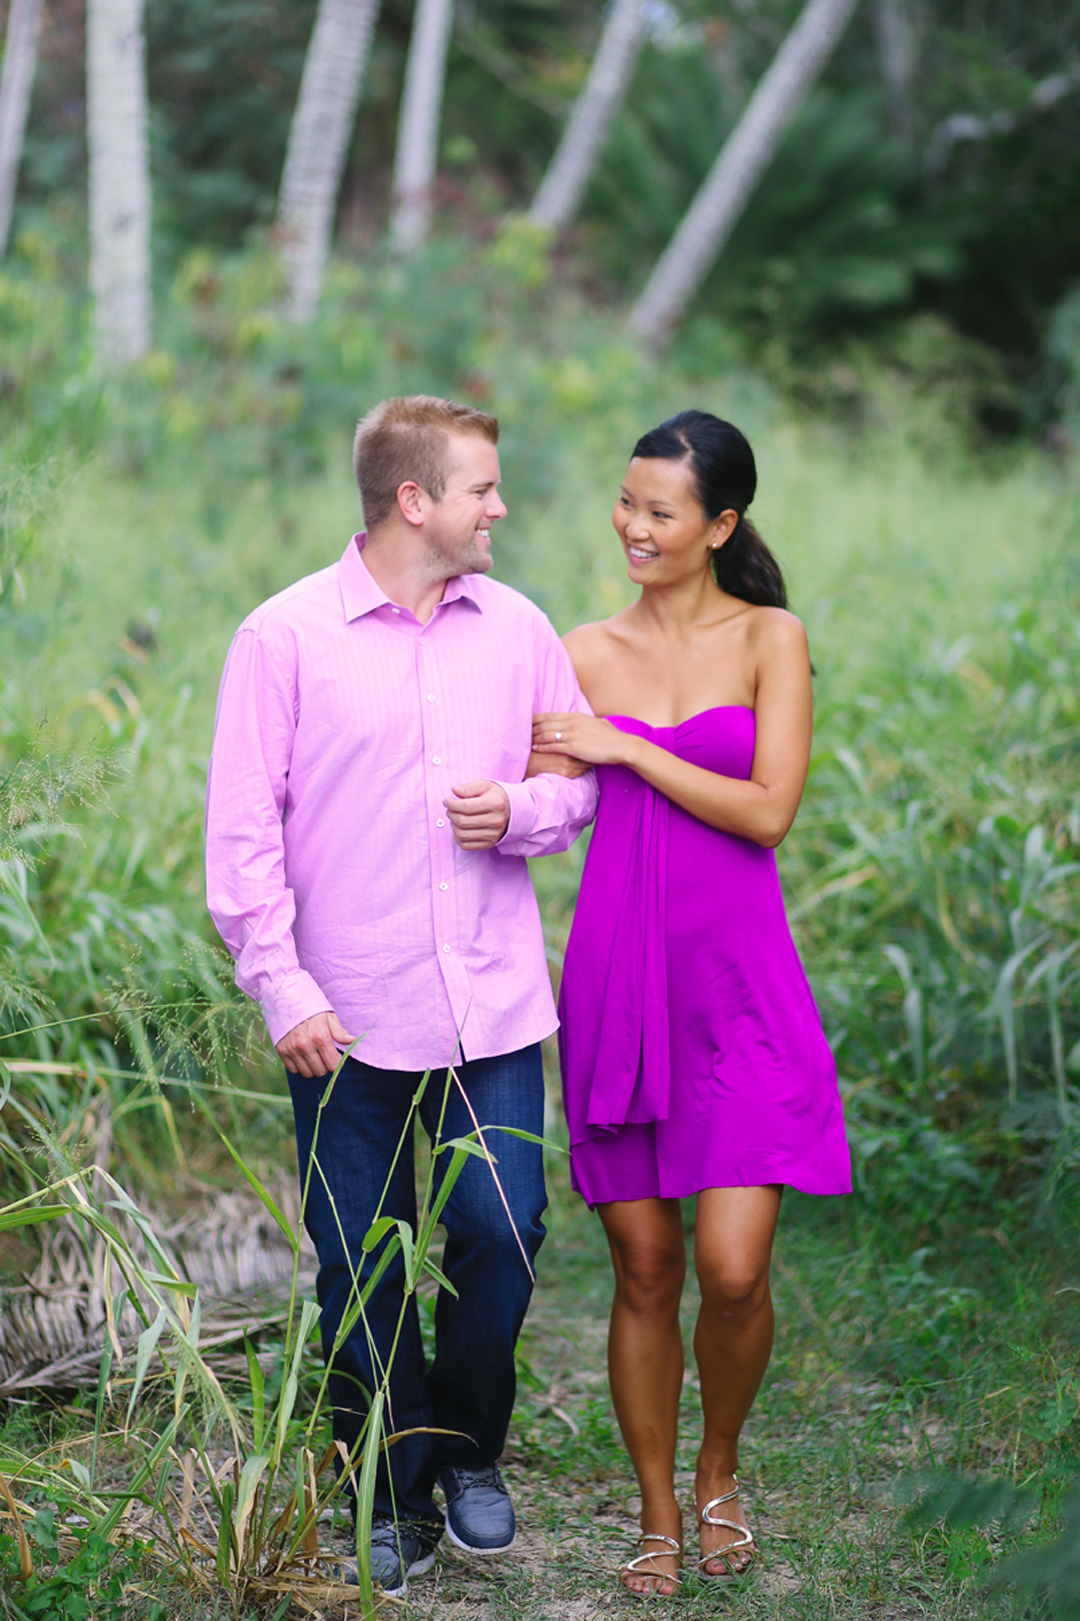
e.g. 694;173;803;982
205;535;597;1070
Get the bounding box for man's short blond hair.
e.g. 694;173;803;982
352;395;500;532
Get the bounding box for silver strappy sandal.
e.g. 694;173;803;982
698;1475;756;1578
622;1532;683;1595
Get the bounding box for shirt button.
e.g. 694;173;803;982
439;881;448;891
442;943;451;953
391;606;400;614
433;755;441;765
427;693;435;702
419;636;426;644
436;817;445;827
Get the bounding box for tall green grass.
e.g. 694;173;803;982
0;220;1077;1613
1;220;1078;1216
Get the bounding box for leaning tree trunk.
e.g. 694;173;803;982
0;0;44;258
628;0;861;348
528;0;645;234
389;0;454;256
86;0;151;366
278;0;380;322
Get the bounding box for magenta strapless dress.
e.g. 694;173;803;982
558;706;851;1207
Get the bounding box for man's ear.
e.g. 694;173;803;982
396;480;427;528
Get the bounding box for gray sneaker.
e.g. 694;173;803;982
342;1518;437;1597
439;1463;516;1553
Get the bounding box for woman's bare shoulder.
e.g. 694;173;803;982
743;604;808;653
563;613;633;673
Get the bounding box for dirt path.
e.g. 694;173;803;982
391;1172;977;1621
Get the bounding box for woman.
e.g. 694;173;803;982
531;411;851;1595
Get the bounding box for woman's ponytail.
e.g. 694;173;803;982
710;516;787;608
630;411;788;611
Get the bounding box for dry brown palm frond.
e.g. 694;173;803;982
0;1178;316;1396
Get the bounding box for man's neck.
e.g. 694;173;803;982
360;527;454;626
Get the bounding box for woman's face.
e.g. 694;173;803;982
612;456;737;586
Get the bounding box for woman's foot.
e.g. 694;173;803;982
621;1502;683;1597
621;1532;682;1597
695;1470;756;1578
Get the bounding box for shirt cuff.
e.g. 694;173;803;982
259;970;335;1049
494;779;538;845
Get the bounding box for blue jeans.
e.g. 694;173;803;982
287;1045;546;1533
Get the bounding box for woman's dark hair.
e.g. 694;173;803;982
631;410;787;609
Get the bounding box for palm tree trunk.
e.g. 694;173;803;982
628;0;861;348
278;0;381;323
528;0;645;234
0;0;44;258
874;0;917;146
389;0;455;256
86;0;151;366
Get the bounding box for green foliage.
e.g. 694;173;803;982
10;0;1080;386
146;0;318;249
990;1484;1080;1617
906;1473;1080;1617
0;227;1075;1231
0;222;1076;1611
0;1509;157;1621
592;74;958;339
1040;283;1080;442
503;1171;1080;1617
0;1059;501;1613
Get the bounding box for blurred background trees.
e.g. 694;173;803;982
1;0;1077;424
85;0;151;364
0;6;1077;1608
0;0;43;255
277;0;380;320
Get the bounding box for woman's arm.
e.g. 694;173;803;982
524;749;591;780
532;615;812;848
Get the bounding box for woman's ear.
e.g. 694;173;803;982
708;509;740;551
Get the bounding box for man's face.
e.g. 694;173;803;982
423;434;506;577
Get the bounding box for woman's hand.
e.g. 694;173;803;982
532;712;631;767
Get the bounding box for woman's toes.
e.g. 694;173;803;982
622;1535;681;1596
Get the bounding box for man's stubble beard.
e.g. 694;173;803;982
424;528;492;580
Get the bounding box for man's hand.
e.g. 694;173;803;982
276;1010;357;1078
444;779;511;850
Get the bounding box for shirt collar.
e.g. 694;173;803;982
339;534;485;622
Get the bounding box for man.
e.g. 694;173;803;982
205;396;596;1596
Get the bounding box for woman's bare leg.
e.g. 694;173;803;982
693;1185;782;1575
598;1197;686;1594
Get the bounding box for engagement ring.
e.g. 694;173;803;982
555;731;562;742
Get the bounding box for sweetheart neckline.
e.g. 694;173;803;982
603;704;754;732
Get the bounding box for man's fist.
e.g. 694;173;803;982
443;779;511;850
276;1010;356;1078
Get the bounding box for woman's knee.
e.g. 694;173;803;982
696;1252;771;1320
611;1238;686;1316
